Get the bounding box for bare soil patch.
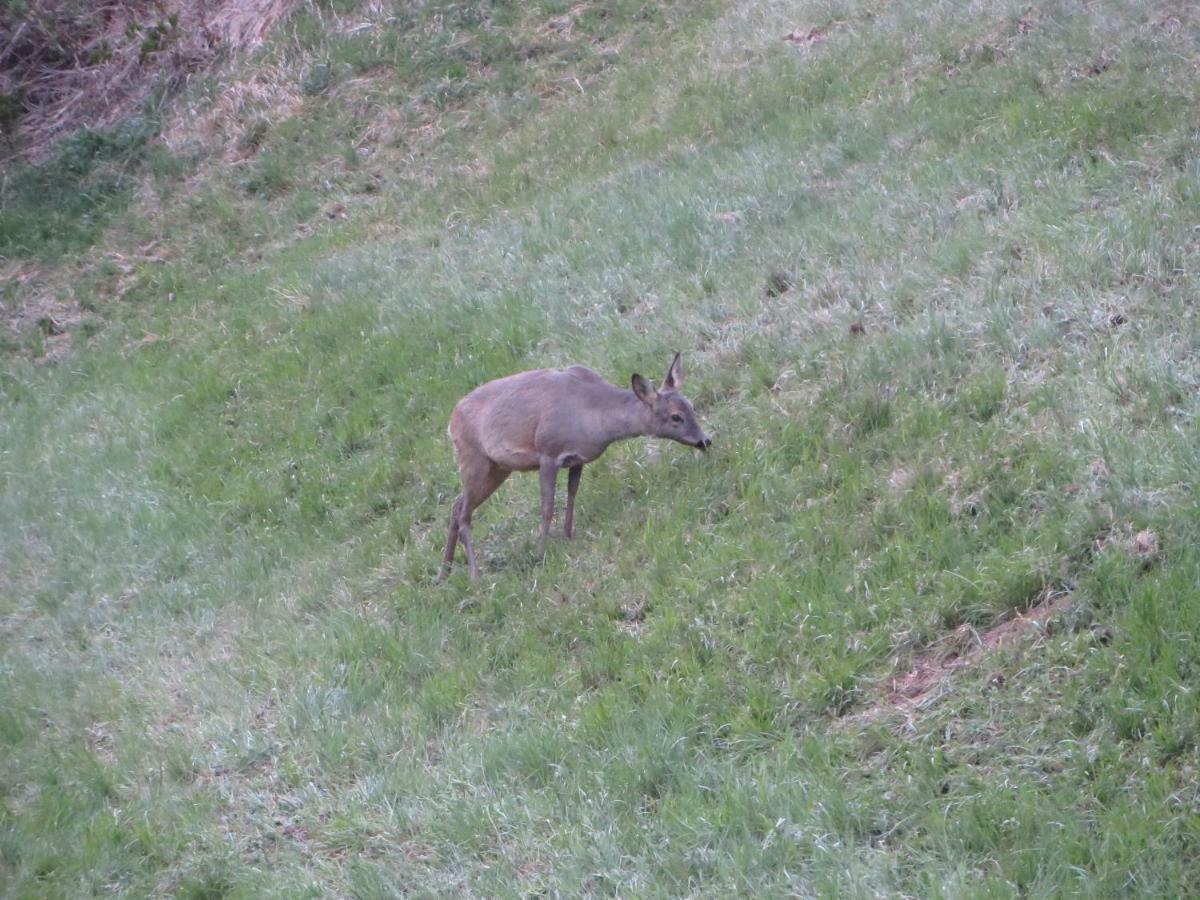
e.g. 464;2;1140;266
847;590;1074;727
0;261;81;360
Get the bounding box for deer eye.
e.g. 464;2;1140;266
670;414;683;424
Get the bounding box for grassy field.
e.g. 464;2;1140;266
3;0;1200;895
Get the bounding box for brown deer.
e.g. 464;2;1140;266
439;353;711;581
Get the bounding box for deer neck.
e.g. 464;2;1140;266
604;389;656;444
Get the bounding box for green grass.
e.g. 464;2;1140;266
0;117;164;260
4;0;1200;895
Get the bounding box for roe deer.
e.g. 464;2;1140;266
439;353;711;580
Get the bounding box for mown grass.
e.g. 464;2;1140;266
3;0;1200;895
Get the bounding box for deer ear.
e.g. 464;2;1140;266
631;373;657;405
663;352;682;391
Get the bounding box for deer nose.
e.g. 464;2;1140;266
696;437;712;451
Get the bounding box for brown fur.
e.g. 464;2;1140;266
439;354;710;580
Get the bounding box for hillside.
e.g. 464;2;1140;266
3;0;1200;895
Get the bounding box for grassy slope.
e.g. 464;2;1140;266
3;0;1200;895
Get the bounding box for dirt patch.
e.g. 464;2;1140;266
848;590;1073;726
886;466;916;492
615;599;646;637
0;261;82;361
783;26;827;49
1092;525;1162;564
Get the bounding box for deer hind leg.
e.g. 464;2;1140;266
564;464;583;539
538;460;559;542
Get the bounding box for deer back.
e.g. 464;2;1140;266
450;366;645;472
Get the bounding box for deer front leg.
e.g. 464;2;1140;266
460;523;480;580
564;464;583;538
538;460;558;541
457;498;480;581
437;496;463;582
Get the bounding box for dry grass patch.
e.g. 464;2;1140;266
2;0;301;160
162;62;306;161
